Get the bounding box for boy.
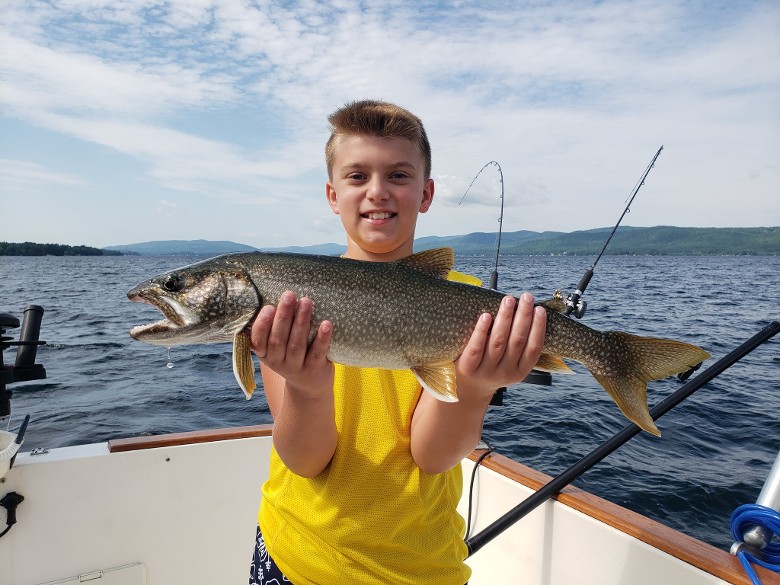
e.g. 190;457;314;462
248;100;546;583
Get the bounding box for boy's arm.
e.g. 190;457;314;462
410;294;546;475
250;292;337;478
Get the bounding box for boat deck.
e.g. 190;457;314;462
1;425;775;584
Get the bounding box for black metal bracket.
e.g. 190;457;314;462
1;307;46;422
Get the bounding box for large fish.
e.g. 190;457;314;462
128;248;709;435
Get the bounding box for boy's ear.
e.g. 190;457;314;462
326;182;340;214
419;178;434;213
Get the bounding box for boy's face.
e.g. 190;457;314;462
326;134;433;261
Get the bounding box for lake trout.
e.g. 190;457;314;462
127;247;710;436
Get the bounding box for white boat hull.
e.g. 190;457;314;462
0;426;771;584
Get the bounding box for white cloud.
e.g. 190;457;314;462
0;159;84;190
0;0;777;247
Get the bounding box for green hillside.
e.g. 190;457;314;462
4;227;777;257
417;226;779;256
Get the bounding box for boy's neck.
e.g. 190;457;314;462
343;238;415;262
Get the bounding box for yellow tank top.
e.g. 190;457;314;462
258;270;480;584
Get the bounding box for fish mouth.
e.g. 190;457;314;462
127;290;189;340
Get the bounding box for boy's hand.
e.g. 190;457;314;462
411;293;546;474
250;291;336;477
249;291;334;397
454;293;546;401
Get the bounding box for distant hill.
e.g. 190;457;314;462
103;226;779;257
416;226;780;256
262;243;349;255
103;239;258;256
103;239;349;256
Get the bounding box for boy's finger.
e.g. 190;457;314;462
484;296;515;364
284;296;314;367
250;304;276;357
266;291;297;358
514;305;546;372
458;312;492;371
505;293;535;362
523;306;547;365
306;320;333;364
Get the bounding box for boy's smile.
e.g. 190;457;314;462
326;134;434;261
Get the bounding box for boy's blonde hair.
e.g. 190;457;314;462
326;100;432;180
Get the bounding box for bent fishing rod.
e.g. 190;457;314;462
565;145;664;318
459;160;505;291
465;320;780;557
459;162;551;394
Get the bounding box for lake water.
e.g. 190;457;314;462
1;253;778;551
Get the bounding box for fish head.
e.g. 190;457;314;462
128;257;260;345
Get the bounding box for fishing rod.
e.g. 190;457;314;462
459;161;504;291
459;161;551;396
565;145;664;318
466;320;780;557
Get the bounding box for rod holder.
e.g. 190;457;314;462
0;307;46;432
742;450;780;551
15;305;44;367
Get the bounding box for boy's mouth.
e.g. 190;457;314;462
362;211;396;220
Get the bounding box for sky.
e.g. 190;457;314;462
1;0;778;249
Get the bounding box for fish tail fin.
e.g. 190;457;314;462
591;332;711;436
411;362;459;402
591;371;660;436
233;331;256;399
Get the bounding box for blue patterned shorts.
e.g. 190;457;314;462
249;524;468;584
249;525;292;585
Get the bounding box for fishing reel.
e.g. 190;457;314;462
563;268;592;319
544;290;587;320
565;294;587;319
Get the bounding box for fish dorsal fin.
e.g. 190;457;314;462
397;248;454;279
540;291;568;314
411;361;459;402
233;330;256;399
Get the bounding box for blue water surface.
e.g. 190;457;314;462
1;253;778;551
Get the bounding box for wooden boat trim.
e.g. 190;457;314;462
109;427;776;584
108;424;274;452
468;450;778;585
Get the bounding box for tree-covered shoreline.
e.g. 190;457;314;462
0;242;121;256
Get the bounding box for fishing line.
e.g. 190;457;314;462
465;440;494;540
459;161;504;290
565;145;664;318
166;347;174;368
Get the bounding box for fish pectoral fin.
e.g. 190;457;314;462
533;353;574;374
233;331;256;399
412;362;459;403
590;371;660;436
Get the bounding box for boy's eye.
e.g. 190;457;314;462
389;171;410;180
347;172;367;181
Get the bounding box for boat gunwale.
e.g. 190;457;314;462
471;449;776;585
108;425;775;584
108;424;274;452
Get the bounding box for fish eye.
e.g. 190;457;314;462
162;274;183;292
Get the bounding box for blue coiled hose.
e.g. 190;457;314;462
730;503;780;585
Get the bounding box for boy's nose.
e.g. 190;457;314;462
366;177;390;200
